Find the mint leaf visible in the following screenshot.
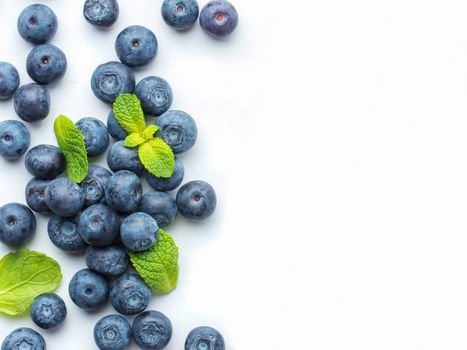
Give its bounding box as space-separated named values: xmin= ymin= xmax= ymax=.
xmin=124 ymin=133 xmax=146 ymax=148
xmin=138 ymin=138 xmax=175 ymax=178
xmin=142 ymin=124 xmax=159 ymax=140
xmin=54 ymin=114 xmax=88 ymax=183
xmin=0 ymin=249 xmax=62 ymax=316
xmin=113 ymin=94 xmax=146 ymax=134
xmin=129 ymin=229 xmax=179 ymax=293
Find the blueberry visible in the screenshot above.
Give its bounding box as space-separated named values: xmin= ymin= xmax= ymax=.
xmin=132 ymin=311 xmax=172 ymax=350
xmin=48 ymin=212 xmax=88 ymax=252
xmin=115 ymin=25 xmax=158 ymax=68
xmin=81 ymin=164 xmax=113 ymax=207
xmin=155 ymin=110 xmax=197 ymax=154
xmin=78 ymin=204 xmax=121 ymax=247
xmin=110 ymin=273 xmax=151 ymax=315
xmin=94 ymin=315 xmax=132 ymax=350
xmin=69 ymin=269 xmax=109 ymax=310
xmin=86 ymin=245 xmax=128 ymax=276
xmin=0 ymin=62 xmax=20 ymax=100
xmin=135 ymin=76 xmax=173 ymax=116
xmin=120 ymin=212 xmax=159 ymax=252
xmin=84 ymin=0 xmax=119 ymax=27
xmin=176 ymin=180 xmax=217 ymax=220
xmin=161 ymin=0 xmax=199 ymax=31
xmin=200 ymin=0 xmax=238 ymax=39
xmin=17 ymin=4 xmax=57 ymax=44
xmin=44 ymin=178 xmax=84 ymax=217
xmin=185 ymin=326 xmax=225 ymax=350
xmin=25 ymin=144 xmax=65 ymax=179
xmin=0 ymin=203 xmax=36 ymax=247
xmin=25 ymin=178 xmax=52 ymax=214
xmin=139 ymin=191 xmax=177 ymax=228
xmin=1 ymin=328 xmax=46 ymax=350
xmin=91 ymin=61 xmax=135 ymax=104
xmin=76 ymin=117 xmax=110 ymax=157
xmin=0 ymin=120 xmax=30 ymax=160
xmin=14 ymin=83 xmax=50 ymax=122
xmin=105 ymin=170 xmax=142 ymax=213
xmin=106 ymin=140 xmax=144 ymax=175
xmin=26 ymin=44 xmax=67 ymax=85
xmin=30 ymin=293 xmax=67 ymax=329
xmin=107 ymin=110 xmax=128 ymax=140
xmin=145 ymin=157 xmax=184 ymax=192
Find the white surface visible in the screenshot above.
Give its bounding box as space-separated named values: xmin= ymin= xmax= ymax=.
xmin=2 ymin=0 xmax=467 ymax=349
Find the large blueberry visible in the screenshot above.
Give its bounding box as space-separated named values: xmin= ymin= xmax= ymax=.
xmin=84 ymin=0 xmax=119 ymax=27
xmin=106 ymin=140 xmax=144 ymax=175
xmin=105 ymin=170 xmax=142 ymax=213
xmin=115 ymin=25 xmax=158 ymax=67
xmin=44 ymin=178 xmax=84 ymax=217
xmin=110 ymin=273 xmax=151 ymax=315
xmin=161 ymin=0 xmax=199 ymax=31
xmin=91 ymin=61 xmax=135 ymax=104
xmin=0 ymin=120 xmax=30 ymax=160
xmin=69 ymin=269 xmax=109 ymax=310
xmin=155 ymin=110 xmax=197 ymax=153
xmin=176 ymin=180 xmax=217 ymax=220
xmin=0 ymin=62 xmax=20 ymax=100
xmin=135 ymin=76 xmax=173 ymax=116
xmin=76 ymin=117 xmax=110 ymax=157
xmin=25 ymin=178 xmax=52 ymax=214
xmin=120 ymin=212 xmax=159 ymax=252
xmin=94 ymin=314 xmax=132 ymax=350
xmin=78 ymin=204 xmax=120 ymax=247
xmin=1 ymin=328 xmax=46 ymax=350
xmin=139 ymin=191 xmax=177 ymax=228
xmin=0 ymin=203 xmax=36 ymax=247
xmin=107 ymin=110 xmax=128 ymax=140
xmin=81 ymin=164 xmax=113 ymax=207
xmin=145 ymin=156 xmax=184 ymax=192
xmin=17 ymin=4 xmax=57 ymax=44
xmin=26 ymin=44 xmax=67 ymax=84
xmin=199 ymin=0 xmax=238 ymax=39
xmin=30 ymin=293 xmax=67 ymax=329
xmin=185 ymin=326 xmax=225 ymax=350
xmin=25 ymin=144 xmax=65 ymax=179
xmin=48 ymin=212 xmax=88 ymax=252
xmin=14 ymin=83 xmax=50 ymax=122
xmin=132 ymin=310 xmax=172 ymax=350
xmin=85 ymin=245 xmax=128 ymax=276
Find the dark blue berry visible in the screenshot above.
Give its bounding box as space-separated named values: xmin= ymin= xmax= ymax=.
xmin=30 ymin=293 xmax=67 ymax=329
xmin=0 ymin=120 xmax=30 ymax=160
xmin=110 ymin=273 xmax=151 ymax=315
xmin=26 ymin=44 xmax=67 ymax=84
xmin=48 ymin=212 xmax=88 ymax=252
xmin=0 ymin=203 xmax=36 ymax=247
xmin=139 ymin=191 xmax=177 ymax=228
xmin=107 ymin=110 xmax=128 ymax=140
xmin=200 ymin=0 xmax=238 ymax=39
xmin=0 ymin=62 xmax=20 ymax=100
xmin=132 ymin=311 xmax=172 ymax=350
xmin=94 ymin=314 xmax=132 ymax=350
xmin=135 ymin=76 xmax=173 ymax=116
xmin=85 ymin=245 xmax=128 ymax=276
xmin=115 ymin=25 xmax=158 ymax=67
xmin=17 ymin=4 xmax=57 ymax=44
xmin=155 ymin=110 xmax=197 ymax=154
xmin=145 ymin=156 xmax=184 ymax=192
xmin=120 ymin=212 xmax=159 ymax=252
xmin=106 ymin=140 xmax=144 ymax=175
xmin=76 ymin=117 xmax=110 ymax=157
xmin=176 ymin=180 xmax=217 ymax=220
xmin=14 ymin=83 xmax=50 ymax=122
xmin=25 ymin=144 xmax=65 ymax=179
xmin=185 ymin=326 xmax=225 ymax=350
xmin=84 ymin=0 xmax=119 ymax=27
xmin=25 ymin=178 xmax=52 ymax=214
xmin=44 ymin=178 xmax=84 ymax=217
xmin=91 ymin=61 xmax=135 ymax=104
xmin=69 ymin=269 xmax=109 ymax=310
xmin=161 ymin=0 xmax=199 ymax=31
xmin=78 ymin=204 xmax=121 ymax=247
xmin=81 ymin=164 xmax=113 ymax=207
xmin=1 ymin=328 xmax=46 ymax=350
xmin=105 ymin=170 xmax=142 ymax=214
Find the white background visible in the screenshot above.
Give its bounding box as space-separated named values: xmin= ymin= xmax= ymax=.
xmin=1 ymin=0 xmax=467 ymax=349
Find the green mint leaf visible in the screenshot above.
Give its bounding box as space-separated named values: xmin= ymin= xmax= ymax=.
xmin=0 ymin=249 xmax=62 ymax=316
xmin=54 ymin=114 xmax=88 ymax=183
xmin=142 ymin=124 xmax=159 ymax=141
xmin=113 ymin=94 xmax=146 ymax=134
xmin=138 ymin=138 xmax=175 ymax=178
xmin=129 ymin=229 xmax=179 ymax=294
xmin=124 ymin=133 xmax=146 ymax=148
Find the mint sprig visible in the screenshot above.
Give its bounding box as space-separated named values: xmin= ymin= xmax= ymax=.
xmin=113 ymin=94 xmax=175 ymax=178
xmin=54 ymin=114 xmax=88 ymax=183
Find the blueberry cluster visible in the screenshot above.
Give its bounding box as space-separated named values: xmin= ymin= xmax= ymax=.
xmin=0 ymin=1 xmax=233 ymax=349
